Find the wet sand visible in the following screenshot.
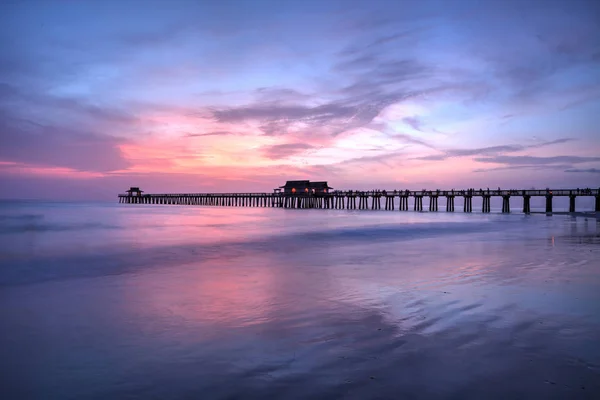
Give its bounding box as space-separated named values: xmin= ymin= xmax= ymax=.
xmin=0 ymin=203 xmax=599 ymax=399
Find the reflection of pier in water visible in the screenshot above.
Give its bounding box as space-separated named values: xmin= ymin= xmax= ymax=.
xmin=119 ymin=185 xmax=600 ymax=214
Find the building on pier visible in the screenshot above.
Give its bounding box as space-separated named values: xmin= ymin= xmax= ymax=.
xmin=310 ymin=181 xmax=333 ymax=194
xmin=126 ymin=187 xmax=143 ymax=197
xmin=277 ymin=180 xmax=333 ymax=194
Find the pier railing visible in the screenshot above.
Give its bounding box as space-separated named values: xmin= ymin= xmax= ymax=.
xmin=118 ymin=188 xmax=600 ymax=214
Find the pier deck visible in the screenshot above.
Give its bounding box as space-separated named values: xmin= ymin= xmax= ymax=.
xmin=118 ymin=188 xmax=600 ymax=214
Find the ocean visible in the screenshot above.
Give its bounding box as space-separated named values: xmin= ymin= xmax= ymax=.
xmin=1 ymin=201 xmax=599 ymax=399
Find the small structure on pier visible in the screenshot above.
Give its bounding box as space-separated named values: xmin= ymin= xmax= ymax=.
xmin=126 ymin=187 xmax=143 ymax=197
xmin=277 ymin=180 xmax=333 ymax=194
xmin=310 ymin=181 xmax=333 ymax=194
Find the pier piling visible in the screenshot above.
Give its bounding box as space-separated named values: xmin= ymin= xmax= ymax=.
xmin=545 ymin=194 xmax=553 ymax=213
xmin=399 ymin=196 xmax=409 ymax=211
xmin=429 ymin=195 xmax=438 ymax=211
xmin=373 ymin=195 xmax=381 ymax=210
xmin=414 ymin=196 xmax=423 ymax=211
xmin=569 ymin=195 xmax=576 ymax=213
xmin=463 ymin=196 xmax=472 ymax=213
xmin=385 ymin=196 xmax=395 ymax=210
xmin=482 ymin=196 xmax=491 ymax=213
xmin=501 ymin=195 xmax=511 ymax=213
xmin=523 ymin=195 xmax=531 ymax=214
xmin=446 ymin=196 xmax=455 ymax=212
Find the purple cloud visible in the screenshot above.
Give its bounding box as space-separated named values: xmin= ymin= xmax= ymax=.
xmin=402 ymin=116 xmax=423 ymax=132
xmin=0 ymin=83 xmax=137 ymax=127
xmin=564 ymin=168 xmax=600 ymax=173
xmin=186 ymin=131 xmax=232 ymax=137
xmin=261 ymin=143 xmax=314 ymax=160
xmin=0 ymin=112 xmax=130 ymax=172
xmin=414 ymin=139 xmax=576 ymax=161
xmin=474 ymin=165 xmax=573 ymax=173
xmin=391 ymin=133 xmax=435 ymax=149
xmin=212 ymin=104 xmax=355 ymax=124
xmin=474 ymin=155 xmax=600 ymax=165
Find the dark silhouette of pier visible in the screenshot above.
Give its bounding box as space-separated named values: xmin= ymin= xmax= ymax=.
xmin=119 ymin=186 xmax=600 ymax=214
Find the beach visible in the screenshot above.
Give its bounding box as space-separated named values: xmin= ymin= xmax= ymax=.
xmin=1 ymin=201 xmax=599 ymax=399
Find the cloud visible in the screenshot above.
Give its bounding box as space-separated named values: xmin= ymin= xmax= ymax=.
xmin=414 ymin=138 xmax=576 ymax=161
xmin=338 ymin=60 xmax=434 ymax=96
xmin=257 ymin=121 xmax=289 ymax=136
xmin=0 ymin=162 xmax=105 ymax=179
xmin=253 ymin=87 xmax=312 ymax=103
xmin=564 ymin=168 xmax=600 ymax=174
xmin=361 ymin=121 xmax=437 ymax=153
xmin=212 ymin=104 xmax=355 ymax=124
xmin=391 ymin=133 xmax=435 ymax=149
xmin=209 ymin=83 xmax=455 ymax=142
xmin=473 ymin=164 xmax=573 ymax=173
xmin=324 ymin=151 xmax=410 ymax=172
xmin=204 ymin=42 xmax=459 ymax=140
xmin=261 ymin=143 xmax=314 ymax=160
xmin=338 ymin=29 xmax=422 ymax=57
xmin=186 ymin=131 xmax=232 ymax=137
xmin=415 ymin=154 xmax=447 ymax=161
xmin=211 ymin=93 xmax=405 ymax=138
xmin=0 ymin=82 xmax=137 ymax=173
xmin=0 ymin=83 xmax=137 ymax=128
xmin=528 ymin=138 xmax=575 ymax=147
xmin=402 ymin=116 xmax=423 ymax=132
xmin=414 ymin=145 xmax=521 ymax=161
xmin=335 ymin=54 xmax=380 ymax=71
xmin=474 ymin=155 xmax=600 ymax=165
xmin=449 ymin=145 xmax=524 ymax=157
xmin=118 ymin=22 xmax=192 ymax=47
xmin=0 ymin=118 xmax=131 ymax=173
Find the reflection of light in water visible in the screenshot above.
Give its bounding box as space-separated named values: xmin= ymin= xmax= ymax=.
xmin=116 ymin=256 xmax=282 ymax=334
xmin=551 ymin=236 xmax=555 ymax=247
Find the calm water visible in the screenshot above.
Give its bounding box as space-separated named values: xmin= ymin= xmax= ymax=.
xmin=1 ymin=202 xmax=599 ymax=399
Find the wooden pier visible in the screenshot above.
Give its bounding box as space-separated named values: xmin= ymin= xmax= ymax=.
xmin=119 ymin=187 xmax=600 ymax=214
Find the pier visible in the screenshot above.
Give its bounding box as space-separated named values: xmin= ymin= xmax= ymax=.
xmin=119 ymin=184 xmax=600 ymax=214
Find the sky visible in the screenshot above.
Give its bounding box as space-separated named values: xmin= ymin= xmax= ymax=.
xmin=1 ymin=0 xmax=599 ymax=200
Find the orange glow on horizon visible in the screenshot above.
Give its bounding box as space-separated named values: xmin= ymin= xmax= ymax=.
xmin=0 ymin=162 xmax=105 ymax=178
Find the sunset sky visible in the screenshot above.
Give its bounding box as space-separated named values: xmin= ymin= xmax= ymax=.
xmin=1 ymin=0 xmax=599 ymax=200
